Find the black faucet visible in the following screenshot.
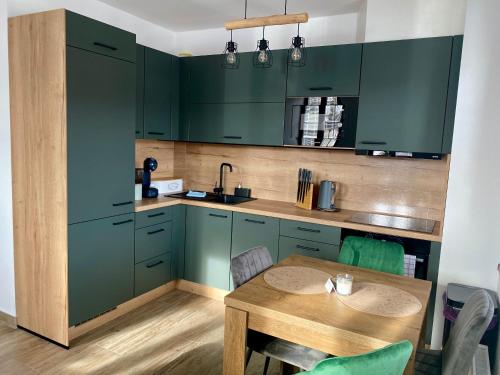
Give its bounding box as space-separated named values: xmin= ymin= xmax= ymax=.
xmin=215 ymin=163 xmax=233 ymax=195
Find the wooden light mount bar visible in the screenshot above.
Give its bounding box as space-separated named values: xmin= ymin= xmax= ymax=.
xmin=224 ymin=12 xmax=308 ymax=30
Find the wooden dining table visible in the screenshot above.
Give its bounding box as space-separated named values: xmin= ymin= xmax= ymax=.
xmin=223 ymin=255 xmax=432 ymax=375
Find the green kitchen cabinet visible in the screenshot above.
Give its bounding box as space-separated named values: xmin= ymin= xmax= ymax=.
xmin=172 ymin=205 xmax=186 ymax=279
xmin=135 ymin=221 xmax=172 ymax=264
xmin=135 ymin=253 xmax=172 ymax=296
xmin=188 ymin=102 xmax=285 ymax=146
xmin=356 ymin=37 xmax=454 ymax=154
xmin=278 ymin=236 xmax=340 ymax=262
xmin=286 ymin=44 xmax=363 ymax=97
xmin=67 ymin=46 xmax=135 ymax=224
xmin=442 ymin=36 xmax=464 ymax=154
xmin=69 ymin=214 xmax=135 ymax=326
xmin=143 ymin=46 xmax=173 ymax=140
xmin=184 ymin=206 xmax=232 ymax=290
xmin=187 ymin=50 xmax=287 ymax=104
xmin=136 ymin=44 xmax=145 ymax=138
xmin=231 ymin=213 xmax=280 ymax=263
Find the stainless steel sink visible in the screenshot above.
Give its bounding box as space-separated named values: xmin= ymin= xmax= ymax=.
xmin=167 ymin=191 xmax=256 ymax=205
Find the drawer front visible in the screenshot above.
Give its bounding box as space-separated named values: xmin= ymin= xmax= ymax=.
xmin=66 ymin=11 xmax=136 ymax=62
xmin=231 ymin=212 xmax=279 ymax=263
xmin=279 ymin=220 xmax=341 ymax=244
xmin=135 ymin=253 xmax=171 ymax=296
xmin=135 ymin=207 xmax=173 ymax=229
xmin=135 ymin=221 xmax=172 ymax=263
xmin=278 ymin=236 xmax=339 ymax=262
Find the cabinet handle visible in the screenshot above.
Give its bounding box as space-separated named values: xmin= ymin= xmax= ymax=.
xmin=359 ymin=141 xmax=387 ymax=145
xmin=113 ymin=219 xmax=133 ymax=226
xmin=297 ymin=226 xmax=320 ymax=233
xmin=209 ymin=213 xmax=228 ymax=219
xmin=93 ymin=42 xmax=117 ymax=51
xmin=148 ymin=212 xmax=165 ymax=218
xmin=135 ymin=131 xmax=141 ymax=134
xmin=296 ymin=244 xmax=320 ymax=252
xmin=146 ymin=260 xmax=164 ymax=268
xmin=148 ymin=131 xmax=165 ymax=136
xmin=244 ymin=219 xmax=265 ymax=225
xmin=113 ymin=201 xmax=133 ymax=207
xmin=147 ymin=228 xmax=165 ymax=235
xmin=309 ymin=86 xmax=332 ymax=91
xmin=223 ymin=136 xmax=243 ymax=139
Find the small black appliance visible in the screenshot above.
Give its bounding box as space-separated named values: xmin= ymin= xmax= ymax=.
xmin=142 ymin=157 xmax=158 ymax=198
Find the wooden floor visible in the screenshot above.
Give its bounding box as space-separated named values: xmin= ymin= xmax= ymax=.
xmin=0 ymin=290 xmax=281 ymax=374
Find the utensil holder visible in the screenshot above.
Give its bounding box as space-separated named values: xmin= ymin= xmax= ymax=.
xmin=295 ymin=183 xmax=317 ymax=210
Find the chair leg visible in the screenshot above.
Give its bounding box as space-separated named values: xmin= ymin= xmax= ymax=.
xmin=246 ymin=348 xmax=253 ymax=366
xmin=263 ymin=356 xmax=270 ymax=375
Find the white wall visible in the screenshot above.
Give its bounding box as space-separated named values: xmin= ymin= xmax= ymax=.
xmin=0 ymin=0 xmax=15 ymax=318
xmin=364 ymin=0 xmax=466 ymax=42
xmin=431 ymin=0 xmax=500 ymax=349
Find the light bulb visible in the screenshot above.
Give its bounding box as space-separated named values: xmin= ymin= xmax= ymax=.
xmin=258 ymin=50 xmax=268 ymax=64
xmin=226 ymin=52 xmax=237 ymax=65
xmin=291 ymin=47 xmax=302 ymax=62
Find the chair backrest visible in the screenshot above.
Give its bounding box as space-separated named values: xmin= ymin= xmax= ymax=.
xmin=303 ymin=340 xmax=413 ymax=375
xmin=230 ymin=246 xmax=273 ymax=288
xmin=338 ymin=236 xmax=405 ymax=275
xmin=442 ymin=289 xmax=494 ymax=375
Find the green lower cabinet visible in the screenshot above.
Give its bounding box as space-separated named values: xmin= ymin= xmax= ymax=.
xmin=231 ymin=213 xmax=279 ymax=263
xmin=280 ymin=220 xmax=341 ymax=245
xmin=172 ymin=205 xmax=186 ymax=279
xmin=278 ymin=236 xmax=340 ymax=262
xmin=188 ymin=102 xmax=285 ymax=146
xmin=135 ymin=253 xmax=172 ymax=296
xmin=69 ymin=214 xmax=135 ymax=326
xmin=134 ymin=221 xmax=172 ymax=264
xmin=184 ymin=206 xmax=232 ymax=290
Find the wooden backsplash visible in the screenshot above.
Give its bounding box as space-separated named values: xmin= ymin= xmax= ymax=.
xmin=137 ymin=140 xmax=451 ymax=223
xmin=135 ymin=139 xmax=175 ymax=179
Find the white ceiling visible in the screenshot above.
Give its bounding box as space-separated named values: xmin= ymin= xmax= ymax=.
xmin=97 ymin=0 xmax=364 ymax=32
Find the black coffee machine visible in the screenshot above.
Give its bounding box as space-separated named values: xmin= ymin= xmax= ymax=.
xmin=142 ymin=157 xmax=158 ymax=198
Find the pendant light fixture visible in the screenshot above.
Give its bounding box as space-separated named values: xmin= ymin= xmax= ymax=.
xmin=222 ymin=30 xmax=239 ymax=69
xmin=288 ymin=23 xmax=306 ymax=67
xmin=253 ymin=26 xmax=273 ymax=68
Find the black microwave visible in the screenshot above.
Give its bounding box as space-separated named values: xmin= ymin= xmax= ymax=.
xmin=284 ymin=96 xmax=358 ymax=148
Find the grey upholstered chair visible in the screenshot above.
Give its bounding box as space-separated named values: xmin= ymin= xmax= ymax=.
xmin=230 ymin=246 xmax=329 ymax=374
xmin=415 ymin=289 xmax=494 ymax=375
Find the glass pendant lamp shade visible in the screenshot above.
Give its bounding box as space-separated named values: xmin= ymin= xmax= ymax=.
xmin=253 ymin=27 xmax=273 ymax=68
xmin=288 ymin=24 xmax=306 ymax=67
xmin=222 ymin=30 xmax=240 ymax=69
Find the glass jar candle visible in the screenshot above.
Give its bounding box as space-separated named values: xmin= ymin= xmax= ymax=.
xmin=336 ymin=274 xmax=353 ymax=296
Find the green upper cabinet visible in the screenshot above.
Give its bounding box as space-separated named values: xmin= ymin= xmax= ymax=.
xmin=188 ymin=102 xmax=285 ymax=146
xmin=184 ymin=206 xmax=232 ymax=290
xmin=136 ymin=44 xmax=145 ymax=138
xmin=356 ymin=37 xmax=454 ymax=154
xmin=67 ymin=46 xmax=135 ymax=224
xmin=286 ymin=44 xmax=362 ymax=97
xmin=143 ymin=46 xmax=172 ymax=140
xmin=231 ymin=213 xmax=280 ymax=263
xmin=442 ymin=36 xmax=463 ymax=154
xmin=187 ymin=50 xmax=288 ymax=104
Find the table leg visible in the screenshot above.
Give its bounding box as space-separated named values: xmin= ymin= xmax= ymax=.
xmin=223 ymin=306 xmax=248 ymax=375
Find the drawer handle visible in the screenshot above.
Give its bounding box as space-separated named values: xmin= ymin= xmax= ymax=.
xmin=93 ymin=42 xmax=117 ymax=51
xmin=147 ymin=228 xmax=165 ymax=235
xmin=359 ymin=141 xmax=387 ymax=145
xmin=296 ymin=244 xmax=320 ymax=252
xmin=135 ymin=131 xmax=141 ymax=134
xmin=148 ymin=131 xmax=165 ymax=136
xmin=209 ymin=213 xmax=228 ymax=219
xmin=113 ymin=219 xmax=133 ymax=226
xmin=297 ymin=227 xmax=321 ymax=233
xmin=148 ymin=212 xmax=165 ymax=218
xmin=146 ymin=260 xmax=164 ymax=268
xmin=309 ymin=87 xmax=332 ymax=91
xmin=223 ymin=136 xmax=243 ymax=139
xmin=113 ymin=201 xmax=133 ymax=207
xmin=244 ymin=219 xmax=265 ymax=225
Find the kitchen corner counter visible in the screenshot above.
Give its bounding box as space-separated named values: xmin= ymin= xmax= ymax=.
xmin=135 ymin=196 xmax=442 ymax=243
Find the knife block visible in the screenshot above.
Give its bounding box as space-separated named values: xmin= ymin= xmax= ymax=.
xmin=295 ymin=183 xmax=317 ymax=210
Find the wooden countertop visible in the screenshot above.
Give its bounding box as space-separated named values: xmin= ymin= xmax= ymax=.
xmin=135 ymin=196 xmax=442 ymax=242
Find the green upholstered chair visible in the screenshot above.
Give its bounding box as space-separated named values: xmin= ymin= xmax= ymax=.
xmin=338 ymin=236 xmax=405 ymax=275
xmin=302 ymin=340 xmax=413 ymax=375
